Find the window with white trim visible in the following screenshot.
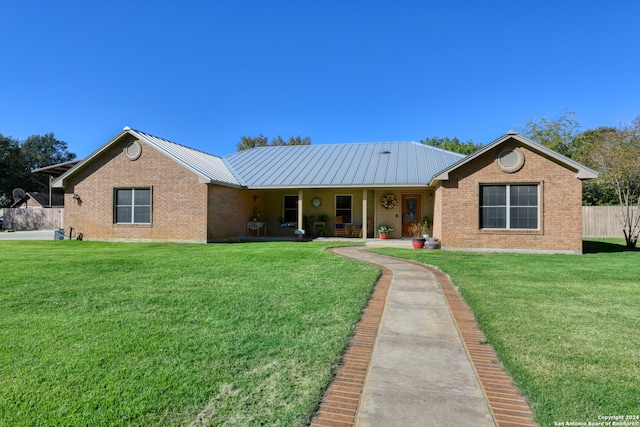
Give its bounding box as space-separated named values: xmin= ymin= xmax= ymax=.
xmin=115 ymin=188 xmax=151 ymax=224
xmin=283 ymin=195 xmax=298 ymax=223
xmin=479 ymin=184 xmax=538 ymax=229
xmin=336 ymin=195 xmax=352 ymax=223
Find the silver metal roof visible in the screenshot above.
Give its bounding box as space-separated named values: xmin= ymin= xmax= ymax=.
xmin=53 ymin=127 xmax=466 ymax=189
xmin=223 ymin=142 xmax=465 ymax=188
xmin=130 ymin=129 xmax=242 ymax=186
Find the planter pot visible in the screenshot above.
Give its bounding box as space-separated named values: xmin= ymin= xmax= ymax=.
xmin=411 ymin=238 xmax=426 ymax=249
xmin=426 ymin=238 xmax=439 ymax=249
xmin=379 ymin=232 xmax=388 ymax=240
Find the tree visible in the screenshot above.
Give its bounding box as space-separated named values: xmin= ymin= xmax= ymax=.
xmin=0 ymin=134 xmax=26 ymax=207
xmin=236 ymin=134 xmax=311 ymax=151
xmin=573 ymin=127 xmax=619 ymax=206
xmin=236 ymin=134 xmax=269 ymax=151
xmin=419 ymin=136 xmax=482 ymax=155
xmin=588 ymin=116 xmax=640 ymax=248
xmin=21 ymin=133 xmax=75 ymax=171
xmin=0 ymin=132 xmax=75 ymax=208
xmin=269 ymin=135 xmax=311 ymax=146
xmin=20 ymin=133 xmax=76 ymax=194
xmin=520 ymin=109 xmax=581 ymax=157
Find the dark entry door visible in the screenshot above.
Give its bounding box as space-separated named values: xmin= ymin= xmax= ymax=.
xmin=402 ymin=194 xmax=421 ymax=237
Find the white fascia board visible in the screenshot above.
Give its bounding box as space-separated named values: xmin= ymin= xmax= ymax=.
xmin=429 ymin=132 xmax=599 ymax=184
xmin=245 ymin=183 xmax=431 ymax=190
xmin=52 ymin=128 xmax=133 ymax=188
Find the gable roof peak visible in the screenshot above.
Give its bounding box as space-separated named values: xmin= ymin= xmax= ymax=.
xmin=430 ymin=131 xmax=598 ymax=183
xmin=53 ymin=126 xmax=241 ymax=188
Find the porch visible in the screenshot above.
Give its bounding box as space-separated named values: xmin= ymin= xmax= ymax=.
xmin=245 ymin=188 xmax=435 ymax=241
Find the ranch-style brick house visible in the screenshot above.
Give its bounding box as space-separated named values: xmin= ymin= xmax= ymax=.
xmin=53 ymin=127 xmax=597 ymax=253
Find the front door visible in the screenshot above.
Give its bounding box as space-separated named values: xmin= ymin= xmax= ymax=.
xmin=402 ymin=194 xmax=421 ymax=237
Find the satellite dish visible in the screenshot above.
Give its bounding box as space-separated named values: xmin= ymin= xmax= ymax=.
xmin=12 ymin=188 xmax=26 ymax=201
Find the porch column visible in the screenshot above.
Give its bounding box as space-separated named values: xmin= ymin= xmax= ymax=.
xmin=298 ymin=190 xmax=304 ymax=234
xmin=362 ymin=189 xmax=368 ymax=241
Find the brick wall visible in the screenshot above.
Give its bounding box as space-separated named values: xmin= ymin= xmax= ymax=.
xmin=436 ymin=141 xmax=584 ymax=253
xmin=207 ymin=186 xmax=258 ymax=240
xmin=64 ymin=136 xmax=209 ymax=242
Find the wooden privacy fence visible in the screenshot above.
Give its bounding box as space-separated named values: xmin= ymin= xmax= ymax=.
xmin=3 ymin=207 xmax=64 ymax=231
xmin=582 ymin=206 xmax=626 ymax=238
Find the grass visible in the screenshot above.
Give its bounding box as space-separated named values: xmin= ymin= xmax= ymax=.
xmin=0 ymin=240 xmax=379 ymax=426
xmin=372 ymin=239 xmax=640 ymax=427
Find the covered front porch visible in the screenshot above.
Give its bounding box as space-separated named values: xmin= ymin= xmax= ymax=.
xmin=242 ymin=187 xmax=435 ymax=241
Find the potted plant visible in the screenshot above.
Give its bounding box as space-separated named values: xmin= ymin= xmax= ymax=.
xmin=377 ymin=224 xmax=394 ymax=239
xmin=408 ymin=222 xmax=427 ymax=249
xmin=252 ymin=206 xmax=261 ymax=221
xmin=317 ymin=214 xmax=330 ymax=223
xmin=420 ymin=216 xmax=432 ymax=239
xmin=317 ymin=226 xmax=331 ymax=236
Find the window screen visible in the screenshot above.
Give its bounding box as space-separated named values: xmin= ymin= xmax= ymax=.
xmin=283 ymin=195 xmax=298 ymax=222
xmin=480 ymin=184 xmax=537 ymax=229
xmin=115 ymin=188 xmax=151 ymax=223
xmin=336 ymin=195 xmax=352 ymax=223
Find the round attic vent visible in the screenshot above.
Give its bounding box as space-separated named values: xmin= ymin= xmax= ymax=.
xmin=125 ymin=140 xmax=142 ymax=161
xmin=497 ymin=147 xmax=524 ymax=173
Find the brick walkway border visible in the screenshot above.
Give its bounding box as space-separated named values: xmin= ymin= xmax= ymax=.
xmin=428 ymin=265 xmax=537 ymax=427
xmin=310 ymin=250 xmax=537 ymax=427
xmin=310 ymin=261 xmax=392 ymax=427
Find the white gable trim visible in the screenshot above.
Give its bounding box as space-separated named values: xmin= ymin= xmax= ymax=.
xmin=429 ymin=131 xmax=598 ymax=184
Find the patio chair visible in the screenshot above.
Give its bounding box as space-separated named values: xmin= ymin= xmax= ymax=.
xmin=351 ymin=217 xmax=371 ymax=238
xmin=334 ymin=216 xmax=348 ymax=237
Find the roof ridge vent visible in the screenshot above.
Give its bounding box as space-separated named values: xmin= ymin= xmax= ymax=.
xmin=506 ymin=129 xmax=518 ymax=135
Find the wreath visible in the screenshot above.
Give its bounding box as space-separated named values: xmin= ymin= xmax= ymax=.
xmin=380 ymin=193 xmax=397 ymax=209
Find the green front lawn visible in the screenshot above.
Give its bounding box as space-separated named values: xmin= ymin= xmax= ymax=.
xmin=373 ymin=239 xmax=640 ymax=427
xmin=0 ymin=241 xmax=378 ymax=426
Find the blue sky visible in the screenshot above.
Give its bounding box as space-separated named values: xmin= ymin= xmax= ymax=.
xmin=1 ymin=1 xmax=638 ymax=159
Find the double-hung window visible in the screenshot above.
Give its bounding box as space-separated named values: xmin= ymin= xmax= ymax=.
xmin=283 ymin=195 xmax=298 ymax=223
xmin=115 ymin=188 xmax=151 ymax=224
xmin=480 ymin=184 xmax=538 ymax=229
xmin=335 ymin=195 xmax=352 ymax=223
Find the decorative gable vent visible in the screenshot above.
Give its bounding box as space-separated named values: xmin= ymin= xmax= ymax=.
xmin=497 ymin=147 xmax=524 ymax=173
xmin=125 ymin=140 xmax=142 ymax=161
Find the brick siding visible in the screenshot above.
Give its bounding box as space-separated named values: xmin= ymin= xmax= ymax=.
xmin=64 ymin=136 xmax=210 ymax=242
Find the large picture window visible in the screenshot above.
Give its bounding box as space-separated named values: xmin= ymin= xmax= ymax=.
xmin=115 ymin=188 xmax=151 ymax=224
xmin=336 ymin=195 xmax=352 ymax=223
xmin=480 ymin=184 xmax=538 ymax=229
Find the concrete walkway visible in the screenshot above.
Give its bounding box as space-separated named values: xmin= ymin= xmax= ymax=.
xmin=0 ymin=230 xmax=56 ymax=240
xmin=311 ymin=246 xmax=537 ymax=427
xmin=345 ymin=246 xmax=496 ymax=426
